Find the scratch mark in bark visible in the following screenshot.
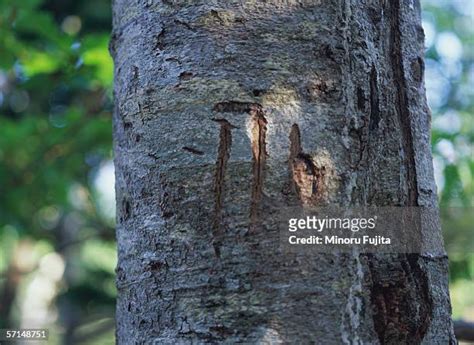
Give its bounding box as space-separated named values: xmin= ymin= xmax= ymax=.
xmin=212 ymin=118 xmax=234 ymax=256
xmin=289 ymin=124 xmax=302 ymax=158
xmin=288 ymin=124 xmax=303 ymax=195
xmin=249 ymin=107 xmax=267 ymax=233
xmin=288 ymin=124 xmax=325 ymax=205
xmin=213 ymin=101 xmax=268 ymax=234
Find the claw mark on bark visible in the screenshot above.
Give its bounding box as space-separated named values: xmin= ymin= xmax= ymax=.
xmin=249 ymin=106 xmax=267 ymax=233
xmin=213 ymin=101 xmax=267 ymax=233
xmin=288 ymin=124 xmax=302 ymax=192
xmin=212 ymin=118 xmax=234 ymax=256
xmin=288 ymin=124 xmax=325 ymax=205
xmin=289 ymin=124 xmax=302 ymax=159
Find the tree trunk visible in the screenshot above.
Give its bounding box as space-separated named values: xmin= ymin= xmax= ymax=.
xmin=111 ymin=1 xmax=455 ymax=343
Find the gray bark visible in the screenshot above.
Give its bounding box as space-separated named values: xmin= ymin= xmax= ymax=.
xmin=111 ymin=0 xmax=455 ymax=344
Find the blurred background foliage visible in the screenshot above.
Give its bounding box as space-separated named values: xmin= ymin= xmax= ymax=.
xmin=423 ymin=0 xmax=474 ymax=323
xmin=0 ymin=0 xmax=472 ymax=343
xmin=0 ymin=0 xmax=115 ymax=343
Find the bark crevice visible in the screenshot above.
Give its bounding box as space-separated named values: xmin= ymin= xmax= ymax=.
xmin=367 ymin=2 xmax=433 ymax=344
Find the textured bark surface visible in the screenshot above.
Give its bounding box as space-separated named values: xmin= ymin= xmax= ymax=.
xmin=111 ymin=0 xmax=455 ymax=343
